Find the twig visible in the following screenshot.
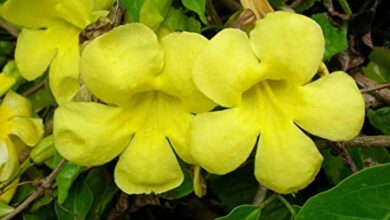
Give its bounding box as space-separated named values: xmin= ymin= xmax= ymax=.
xmin=22 ymin=80 xmax=46 ymax=97
xmin=276 ymin=194 xmax=296 ymax=217
xmin=259 ymin=193 xmax=277 ymax=208
xmin=0 ymin=17 xmax=19 ymax=37
xmin=315 ymin=135 xmax=390 ymax=149
xmin=1 ymin=159 xmax=66 ymax=220
xmin=360 ymin=82 xmax=390 ymax=93
xmin=333 ymin=143 xmax=358 ymax=173
xmin=253 ymin=184 xmax=268 ymax=205
xmin=289 ymin=0 xmax=304 ymax=8
xmin=206 ymin=0 xmax=223 ymax=26
xmin=354 ymin=73 xmax=390 ymax=105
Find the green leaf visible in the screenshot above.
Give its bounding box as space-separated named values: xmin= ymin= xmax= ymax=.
xmin=25 ymin=202 xmax=56 ymax=220
xmin=368 ymin=107 xmax=390 ymax=134
xmin=0 ymin=41 xmax=14 ymax=56
xmin=209 ymin=163 xmax=258 ymax=210
xmin=363 ymin=47 xmax=390 ymax=83
xmin=181 ymin=0 xmax=208 ymax=24
xmin=55 ymin=182 xmax=94 ymax=220
xmin=216 ymin=204 xmax=261 ymax=220
xmin=260 ymin=199 xmax=291 ymax=220
xmin=296 ymin=163 xmax=390 ymax=219
xmin=294 ymin=0 xmax=320 ymax=12
xmin=120 ymin=0 xmax=145 ymax=21
xmin=160 ymin=164 xmax=193 ymax=200
xmin=56 ymin=162 xmax=83 ymax=204
xmin=312 ymin=13 xmax=348 ymax=61
xmin=0 ymin=201 xmax=14 ymax=217
xmin=85 ymin=167 xmax=118 ymax=220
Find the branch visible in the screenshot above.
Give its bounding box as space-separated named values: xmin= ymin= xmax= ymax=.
xmin=354 ymin=73 xmax=390 ymax=105
xmin=1 ymin=159 xmax=66 ymax=220
xmin=316 ymin=135 xmax=390 ymax=149
xmin=0 ymin=17 xmax=19 ymax=37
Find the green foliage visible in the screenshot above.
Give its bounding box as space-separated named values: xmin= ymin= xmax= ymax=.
xmin=294 ymin=0 xmax=320 ymax=12
xmin=0 ymin=201 xmax=14 ymax=217
xmin=215 ymin=204 xmax=261 ymax=220
xmin=363 ymin=47 xmax=390 ymax=83
xmin=368 ymin=107 xmax=390 ymax=134
xmin=296 ymin=163 xmax=390 ymax=219
xmin=312 ymin=13 xmax=348 ymax=61
xmin=181 ymin=0 xmax=208 ymax=24
xmin=55 ymin=156 xmax=83 ymax=204
xmin=120 ymin=0 xmax=145 ymax=21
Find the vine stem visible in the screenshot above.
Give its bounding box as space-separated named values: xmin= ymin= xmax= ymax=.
xmin=276 ymin=194 xmax=296 ymax=217
xmin=1 ymin=159 xmax=66 ymax=220
xmin=253 ymin=184 xmax=268 ymax=205
xmin=0 ymin=17 xmax=19 ymax=37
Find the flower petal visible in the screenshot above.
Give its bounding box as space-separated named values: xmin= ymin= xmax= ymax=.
xmin=157 ymin=32 xmax=215 ymax=113
xmin=54 ymin=102 xmax=132 ymax=166
xmin=15 ymin=28 xmax=57 ymax=81
xmin=55 ymin=0 xmax=94 ymax=28
xmin=114 ymin=130 xmax=183 ymax=194
xmin=8 ymin=118 xmax=43 ymax=146
xmin=190 ymin=107 xmax=259 ymax=174
xmin=0 ymin=91 xmax=32 ymax=119
xmin=48 ymin=26 xmax=81 ymax=104
xmin=294 ymin=72 xmax=365 ymax=141
xmin=255 ymin=120 xmax=323 ymax=194
xmin=193 ymin=28 xmax=263 ymax=107
xmin=0 ymin=0 xmax=57 ymax=28
xmin=250 ymin=11 xmax=324 ymax=84
xmin=0 ymin=178 xmax=19 ymax=203
xmin=0 ymin=137 xmax=18 ymax=182
xmin=81 ymin=23 xmax=164 ymax=107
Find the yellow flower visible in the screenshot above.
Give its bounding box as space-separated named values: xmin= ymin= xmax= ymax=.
xmin=0 ymin=61 xmax=22 ymax=97
xmin=0 ymin=91 xmax=43 ymax=183
xmin=0 ymin=0 xmax=114 ymax=105
xmin=53 ymin=23 xmax=215 ymax=194
xmin=189 ymin=12 xmax=365 ymax=194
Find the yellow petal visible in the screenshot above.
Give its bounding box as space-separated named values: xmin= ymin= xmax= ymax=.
xmin=8 ymin=118 xmax=43 ymax=146
xmin=15 ymin=28 xmax=58 ymax=81
xmin=0 ymin=178 xmax=19 ymax=203
xmin=55 ymin=0 xmax=94 ymax=28
xmin=93 ymin=0 xmax=114 ymax=10
xmin=255 ymin=120 xmax=323 ymax=194
xmin=157 ymin=32 xmax=215 ymax=113
xmin=54 ymin=102 xmax=132 ymax=166
xmin=294 ymin=72 xmax=365 ymax=141
xmin=193 ymin=28 xmax=263 ymax=107
xmin=0 ymin=0 xmax=56 ymax=28
xmin=0 ymin=91 xmax=32 ymax=119
xmin=0 ymin=61 xmax=21 ymax=97
xmin=114 ymin=130 xmax=183 ymax=194
xmin=250 ymin=11 xmax=324 ymax=84
xmin=190 ymin=107 xmax=259 ymax=174
xmin=48 ymin=26 xmax=81 ymax=104
xmin=81 ymin=23 xmax=164 ymax=106
xmin=0 ymin=137 xmax=18 ymax=182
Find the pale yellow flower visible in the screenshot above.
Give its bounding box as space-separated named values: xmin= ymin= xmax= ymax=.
xmin=0 ymin=91 xmax=43 ymax=201
xmin=0 ymin=0 xmax=114 ymax=104
xmin=54 ymin=23 xmax=214 ymax=194
xmin=190 ymin=12 xmax=365 ymax=193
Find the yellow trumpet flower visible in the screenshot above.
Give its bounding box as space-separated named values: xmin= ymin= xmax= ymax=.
xmin=190 ymin=12 xmax=365 ymax=194
xmin=0 ymin=0 xmax=114 ymax=104
xmin=0 ymin=91 xmax=43 ymax=201
xmin=54 ymin=23 xmax=215 ymax=194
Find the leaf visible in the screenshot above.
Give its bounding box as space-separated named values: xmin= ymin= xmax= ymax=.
xmin=363 ymin=47 xmax=390 ymax=83
xmin=160 ymin=164 xmax=193 ymax=200
xmin=294 ymin=0 xmax=320 ymax=12
xmin=55 ymin=181 xmax=94 ymax=220
xmin=23 ymin=202 xmax=56 ymax=220
xmin=120 ymin=0 xmax=145 ymax=21
xmin=312 ymin=13 xmax=348 ymax=61
xmin=260 ymin=199 xmax=291 ymax=220
xmin=209 ymin=163 xmax=258 ymax=210
xmin=181 ymin=0 xmax=208 ymax=24
xmin=0 ymin=201 xmax=14 ymax=217
xmin=56 ymin=162 xmax=83 ymax=204
xmin=215 ymin=204 xmax=261 ymax=220
xmin=85 ymin=167 xmax=118 ymax=220
xmin=296 ymin=163 xmax=390 ymax=220
xmin=367 ymin=107 xmax=390 ymax=134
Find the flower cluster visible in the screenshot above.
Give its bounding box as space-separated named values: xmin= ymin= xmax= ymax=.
xmin=0 ymin=0 xmax=365 ymax=196
xmin=0 ymin=91 xmax=43 ymax=201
